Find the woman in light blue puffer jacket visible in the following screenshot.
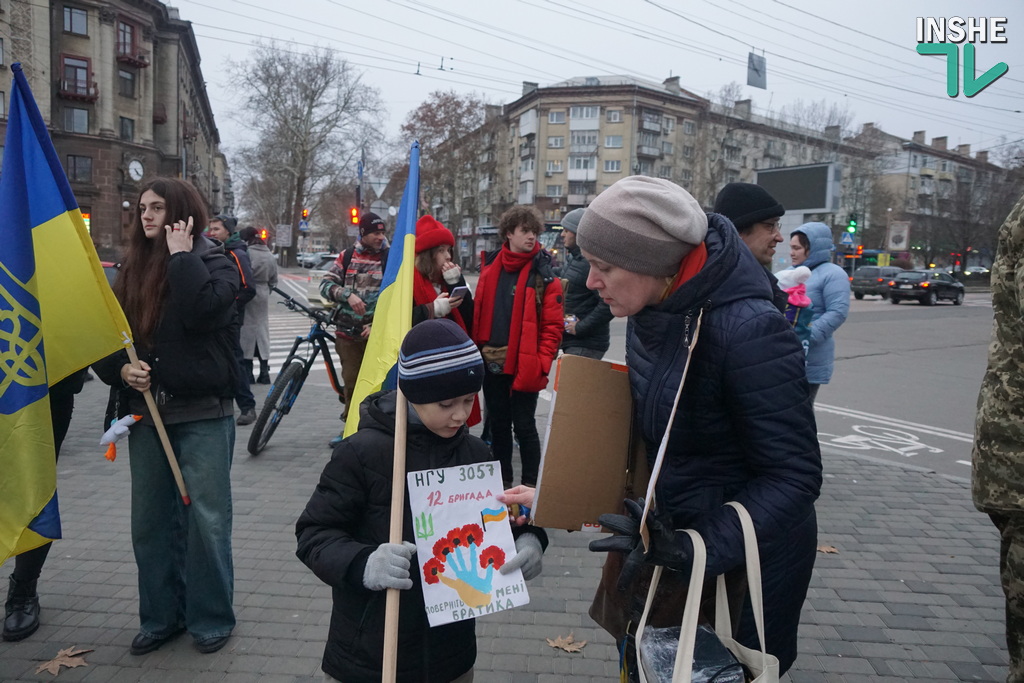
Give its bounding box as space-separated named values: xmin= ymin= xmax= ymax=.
xmin=783 ymin=222 xmax=850 ymax=403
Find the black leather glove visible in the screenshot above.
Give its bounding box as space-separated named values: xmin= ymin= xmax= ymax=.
xmin=588 ymin=498 xmax=691 ymax=591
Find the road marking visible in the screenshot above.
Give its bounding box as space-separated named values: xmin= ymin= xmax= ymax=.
xmin=817 ymin=426 xmax=944 ymax=455
xmin=816 ymin=403 xmax=974 ymax=443
xmin=957 ymin=460 xmax=972 ymax=466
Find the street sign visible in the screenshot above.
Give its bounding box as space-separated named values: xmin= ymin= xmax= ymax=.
xmin=298 ymin=219 xmax=309 ymax=232
xmin=839 ymin=232 xmax=854 ymax=246
xmin=276 ymin=223 xmax=292 ymax=248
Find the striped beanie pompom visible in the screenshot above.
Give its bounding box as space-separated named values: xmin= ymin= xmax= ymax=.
xmin=398 ymin=319 xmax=484 ymax=404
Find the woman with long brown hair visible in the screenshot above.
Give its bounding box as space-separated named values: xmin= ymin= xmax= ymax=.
xmin=94 ymin=177 xmax=239 ymax=656
xmin=412 ymin=215 xmax=473 ymax=332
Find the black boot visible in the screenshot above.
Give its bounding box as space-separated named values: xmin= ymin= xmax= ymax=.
xmin=256 ymin=360 xmax=271 ymax=385
xmin=3 ymin=575 xmax=40 ymax=641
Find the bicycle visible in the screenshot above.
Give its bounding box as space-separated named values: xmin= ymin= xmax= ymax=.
xmin=247 ymin=286 xmax=345 ymax=456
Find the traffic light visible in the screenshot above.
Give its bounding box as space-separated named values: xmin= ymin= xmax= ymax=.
xmin=259 ymin=228 xmax=268 ymax=241
xmin=846 ymin=212 xmax=858 ymax=233
xmin=301 ymin=208 xmax=310 ymax=220
xmin=856 ymin=244 xmax=864 ymax=256
xmin=349 ymin=207 xmax=360 ymax=225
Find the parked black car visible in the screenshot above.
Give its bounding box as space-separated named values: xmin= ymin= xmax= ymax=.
xmin=851 ymin=266 xmax=904 ymax=299
xmin=889 ymin=270 xmax=965 ymax=306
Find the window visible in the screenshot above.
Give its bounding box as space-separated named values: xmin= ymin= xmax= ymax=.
xmin=548 ymin=110 xmax=565 ymax=124
xmin=62 ymin=56 xmax=89 ymax=93
xmin=663 ymin=117 xmax=675 ymax=132
xmin=117 ymin=20 xmax=135 ymax=56
xmin=662 ymin=141 xmax=674 ymax=155
xmin=546 ymin=160 xmax=563 ymax=173
xmin=725 ymin=169 xmax=740 ymax=183
xmin=636 ymin=161 xmax=652 ymax=175
xmin=67 ymin=155 xmax=92 ymax=182
xmin=570 ymin=156 xmax=595 ymax=170
xmin=569 ymin=106 xmax=598 ymax=119
xmin=118 ymin=69 xmax=135 ymax=97
xmin=683 ymin=120 xmax=696 ymax=135
xmin=606 ymin=109 xmax=622 ymax=123
xmin=604 ymin=160 xmax=621 ymax=173
xmin=604 ymin=135 xmax=622 ymax=148
xmin=571 ymin=131 xmax=598 ymax=146
xmin=120 ymin=116 xmax=134 ymax=141
xmin=64 ymin=106 xmax=88 ymax=133
xmin=658 ymin=165 xmax=672 ymax=179
xmin=0 ymin=38 xmax=4 ymax=66
xmin=63 ymin=7 xmax=87 ymax=35
xmin=682 ymin=145 xmax=694 ymax=158
xmin=546 ymin=185 xmax=563 ymax=197
xmin=547 ymin=136 xmax=564 ymax=148
xmin=0 ymin=91 xmax=5 ymax=119
xmin=912 ymin=154 xmax=919 ymax=168
xmin=569 ymin=181 xmax=595 ymax=195
xmin=940 ymin=160 xmax=948 ymax=172
xmin=680 ymin=169 xmax=693 ymax=184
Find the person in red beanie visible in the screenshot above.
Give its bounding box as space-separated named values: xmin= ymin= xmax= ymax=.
xmin=413 ymin=215 xmax=474 ymax=332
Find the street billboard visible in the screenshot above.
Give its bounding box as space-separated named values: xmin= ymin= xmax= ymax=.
xmin=755 ymin=162 xmax=840 ymax=213
xmin=888 ymin=221 xmax=911 ymax=251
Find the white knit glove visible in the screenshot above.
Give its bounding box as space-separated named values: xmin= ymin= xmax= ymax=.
xmin=499 ymin=533 xmax=543 ymax=581
xmin=362 ymin=542 xmax=417 ymax=591
xmin=433 ymin=294 xmax=453 ymax=318
xmin=443 ymin=264 xmax=463 ymax=284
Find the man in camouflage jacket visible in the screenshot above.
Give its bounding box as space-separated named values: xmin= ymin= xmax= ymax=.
xmin=973 ymin=192 xmax=1024 ymax=683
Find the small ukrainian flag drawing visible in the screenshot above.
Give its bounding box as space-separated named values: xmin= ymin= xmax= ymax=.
xmin=480 ymin=507 xmax=508 ymax=525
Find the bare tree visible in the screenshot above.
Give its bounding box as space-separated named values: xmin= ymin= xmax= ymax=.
xmin=229 ymin=42 xmax=384 ymax=264
xmin=399 ymin=91 xmax=498 ymax=230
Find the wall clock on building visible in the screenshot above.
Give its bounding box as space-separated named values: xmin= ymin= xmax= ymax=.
xmin=128 ymin=160 xmax=144 ymax=181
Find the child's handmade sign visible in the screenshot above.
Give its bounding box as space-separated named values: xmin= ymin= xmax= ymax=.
xmin=407 ymin=461 xmax=529 ymax=627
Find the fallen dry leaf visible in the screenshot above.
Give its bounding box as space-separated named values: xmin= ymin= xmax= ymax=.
xmin=546 ymin=632 xmax=587 ymax=653
xmin=36 ymin=646 xmax=93 ymax=676
xmin=817 ymin=545 xmax=839 ymax=554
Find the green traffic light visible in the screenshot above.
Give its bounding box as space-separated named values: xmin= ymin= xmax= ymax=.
xmin=846 ymin=225 xmax=856 ymax=233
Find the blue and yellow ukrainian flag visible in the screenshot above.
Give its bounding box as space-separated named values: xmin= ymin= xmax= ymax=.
xmin=0 ymin=63 xmax=132 ymax=562
xmin=344 ymin=142 xmax=420 ymax=436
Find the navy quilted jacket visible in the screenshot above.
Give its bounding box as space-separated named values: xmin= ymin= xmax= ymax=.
xmin=626 ymin=215 xmax=821 ymax=670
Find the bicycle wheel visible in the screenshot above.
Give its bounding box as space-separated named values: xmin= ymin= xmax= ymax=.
xmin=247 ymin=361 xmax=306 ymax=455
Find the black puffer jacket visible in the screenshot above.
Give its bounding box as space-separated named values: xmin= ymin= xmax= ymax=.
xmin=557 ymin=245 xmax=613 ymax=353
xmin=626 ymin=214 xmax=822 ymax=673
xmin=93 ymin=236 xmax=239 ymax=421
xmin=296 ymin=391 xmax=548 ymax=683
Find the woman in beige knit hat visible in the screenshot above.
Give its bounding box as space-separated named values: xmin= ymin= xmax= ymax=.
xmin=578 ymin=176 xmax=822 ymax=677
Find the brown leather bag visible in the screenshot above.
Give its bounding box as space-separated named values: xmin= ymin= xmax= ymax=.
xmin=481 ymin=345 xmax=508 ymax=374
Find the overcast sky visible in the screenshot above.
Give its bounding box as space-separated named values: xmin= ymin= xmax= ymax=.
xmin=175 ymin=0 xmax=1023 ymax=166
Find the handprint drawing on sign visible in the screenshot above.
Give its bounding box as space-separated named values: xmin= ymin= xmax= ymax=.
xmin=423 ymin=523 xmax=505 ymax=608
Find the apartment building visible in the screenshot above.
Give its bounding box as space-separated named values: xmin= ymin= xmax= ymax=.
xmin=0 ymin=0 xmax=229 ymax=261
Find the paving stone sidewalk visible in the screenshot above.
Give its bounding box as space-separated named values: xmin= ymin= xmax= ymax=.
xmin=0 ymin=377 xmax=1008 ymax=682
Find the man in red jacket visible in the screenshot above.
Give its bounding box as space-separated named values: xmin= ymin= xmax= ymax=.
xmin=472 ymin=206 xmax=563 ymax=488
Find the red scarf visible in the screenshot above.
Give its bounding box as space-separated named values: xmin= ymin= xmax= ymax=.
xmin=472 ymin=243 xmax=540 ymax=379
xmin=413 ymin=269 xmax=466 ymax=331
xmin=666 ymin=243 xmax=709 ymax=297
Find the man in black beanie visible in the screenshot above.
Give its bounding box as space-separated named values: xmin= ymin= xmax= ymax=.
xmin=713 ymin=182 xmax=788 ymax=313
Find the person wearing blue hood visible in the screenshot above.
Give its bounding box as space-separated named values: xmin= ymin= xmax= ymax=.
xmin=786 ymin=222 xmax=851 ymax=403
xmin=576 ymin=176 xmax=822 ymax=676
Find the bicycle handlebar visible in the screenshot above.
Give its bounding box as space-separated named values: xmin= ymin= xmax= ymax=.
xmin=272 ymin=286 xmax=334 ymax=325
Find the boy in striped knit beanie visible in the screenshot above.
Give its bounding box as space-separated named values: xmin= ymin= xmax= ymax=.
xmin=296 ymin=319 xmax=548 ymax=683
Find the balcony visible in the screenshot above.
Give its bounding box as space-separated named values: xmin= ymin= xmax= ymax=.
xmin=567 ymin=168 xmax=597 ymax=182
xmin=569 ymin=143 xmax=598 ymax=155
xmin=636 ymin=144 xmax=661 ymax=158
xmin=519 ymin=141 xmax=536 ymax=158
xmin=117 ymin=47 xmax=150 ymax=68
xmin=58 ymin=79 xmax=98 ymax=102
xmin=640 ymin=119 xmax=662 ymax=133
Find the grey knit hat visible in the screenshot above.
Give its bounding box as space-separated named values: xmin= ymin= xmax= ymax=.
xmin=398 ymin=319 xmax=484 ymax=404
xmin=560 ymin=208 xmax=585 ymax=234
xmin=576 ymin=176 xmax=708 ymax=277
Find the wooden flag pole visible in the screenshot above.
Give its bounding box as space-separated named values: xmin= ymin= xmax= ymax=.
xmin=382 ymin=389 xmax=409 ymax=682
xmin=126 ymin=345 xmax=191 ymax=505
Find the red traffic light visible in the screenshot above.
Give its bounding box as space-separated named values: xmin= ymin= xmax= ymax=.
xmin=301 ymin=208 xmax=310 ymax=220
xmin=259 ymin=228 xmax=268 ymax=241
xmin=350 ymin=207 xmax=360 ymax=225
xmin=856 ymin=245 xmax=863 ymax=255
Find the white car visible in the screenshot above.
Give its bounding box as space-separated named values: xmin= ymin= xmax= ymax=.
xmin=307 ymin=254 xmax=340 ymax=309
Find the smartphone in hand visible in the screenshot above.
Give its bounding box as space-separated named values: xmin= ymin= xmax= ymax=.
xmin=449 ymin=285 xmax=471 ymax=300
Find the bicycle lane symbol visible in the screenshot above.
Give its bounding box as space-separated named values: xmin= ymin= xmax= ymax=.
xmin=817 ymin=425 xmax=944 ymax=456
